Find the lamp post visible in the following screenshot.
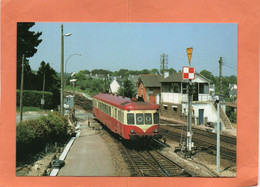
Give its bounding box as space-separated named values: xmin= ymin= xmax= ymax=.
xmin=65 ymin=53 xmax=82 ymax=88
xmin=60 ymin=24 xmax=71 ymax=115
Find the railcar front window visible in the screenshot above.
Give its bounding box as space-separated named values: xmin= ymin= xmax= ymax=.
xmin=136 ymin=113 xmax=144 ymax=125
xmin=145 ymin=113 xmax=152 ymax=124
xmin=127 ymin=114 xmax=135 ymax=125
xmin=154 ymin=113 xmax=159 ymax=124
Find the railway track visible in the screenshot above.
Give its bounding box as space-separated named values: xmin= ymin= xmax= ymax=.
xmin=121 ymin=143 xmax=194 ymax=177
xmin=160 ymin=125 xmax=236 ymax=161
xmin=73 ymin=93 xmax=92 ymax=111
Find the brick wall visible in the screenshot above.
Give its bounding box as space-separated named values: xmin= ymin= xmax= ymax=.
xmin=160 ymin=102 xmax=182 ymax=120
xmin=138 ymin=82 xmax=147 ymax=101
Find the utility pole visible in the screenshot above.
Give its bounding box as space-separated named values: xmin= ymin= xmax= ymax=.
xmin=160 ymin=53 xmax=168 ymax=74
xmin=60 ymin=24 xmax=64 ymax=115
xmin=41 ymin=68 xmax=46 ymax=109
xmin=216 ymin=99 xmax=220 ymax=173
xmin=19 ymin=55 xmax=25 ymax=122
xmin=219 ymin=57 xmax=223 ymax=97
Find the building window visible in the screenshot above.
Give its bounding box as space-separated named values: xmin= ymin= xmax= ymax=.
xmin=173 ymin=83 xmax=181 ymax=93
xmin=163 ymin=105 xmax=168 ymax=110
xmin=182 ymin=83 xmax=188 ymax=94
xmin=172 ymin=106 xmax=177 ymax=112
xmin=199 ymin=83 xmax=209 ymax=94
xmin=162 ymin=83 xmax=172 ymax=92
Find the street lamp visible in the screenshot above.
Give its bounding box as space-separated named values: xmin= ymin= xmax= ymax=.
xmin=60 ymin=24 xmax=71 ymax=115
xmin=65 ymin=53 xmax=82 ymax=87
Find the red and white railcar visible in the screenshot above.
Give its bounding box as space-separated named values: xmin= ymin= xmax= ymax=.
xmin=92 ymin=93 xmax=161 ymax=141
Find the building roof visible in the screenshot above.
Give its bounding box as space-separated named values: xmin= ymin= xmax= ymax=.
xmin=93 ymin=93 xmax=159 ymax=110
xmin=160 ymin=72 xmax=210 ymax=83
xmin=137 ymin=74 xmax=163 ymax=87
xmin=128 ymin=75 xmax=139 ymax=86
xmin=160 ymin=72 xmax=185 ymax=83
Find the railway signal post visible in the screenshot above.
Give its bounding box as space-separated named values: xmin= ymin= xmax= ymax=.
xmin=183 ymin=66 xmax=195 ymax=158
xmin=183 ymin=47 xmax=195 ymax=158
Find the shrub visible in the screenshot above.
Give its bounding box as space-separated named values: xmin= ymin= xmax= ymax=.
xmin=16 ymin=112 xmax=69 ymax=162
xmin=17 ymin=90 xmax=53 ymax=109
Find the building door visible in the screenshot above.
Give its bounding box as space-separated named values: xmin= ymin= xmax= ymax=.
xmin=199 ymin=109 xmax=204 ymax=125
xmin=156 ymin=94 xmax=160 ymax=104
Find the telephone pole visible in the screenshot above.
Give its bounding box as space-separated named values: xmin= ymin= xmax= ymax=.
xmin=41 ymin=68 xmax=46 ymax=108
xmin=60 ymin=24 xmax=64 ymax=115
xmin=19 ymin=55 xmax=25 ymax=122
xmin=219 ymin=57 xmax=223 ymax=97
xmin=160 ymin=53 xmax=168 ymax=74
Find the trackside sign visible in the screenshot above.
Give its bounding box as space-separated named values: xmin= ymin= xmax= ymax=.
xmin=182 ymin=66 xmax=195 ymax=80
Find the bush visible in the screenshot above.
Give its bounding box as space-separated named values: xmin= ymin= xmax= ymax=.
xmin=17 ymin=90 xmax=53 ymax=109
xmin=16 ymin=112 xmax=69 ymax=161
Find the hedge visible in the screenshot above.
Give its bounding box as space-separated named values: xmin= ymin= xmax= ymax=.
xmin=17 ymin=90 xmax=53 ymax=109
xmin=16 ymin=112 xmax=69 ymax=161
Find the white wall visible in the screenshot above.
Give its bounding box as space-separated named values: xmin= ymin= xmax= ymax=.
xmin=110 ymin=80 xmax=120 ymax=93
xmin=182 ymin=102 xmax=224 ymax=125
xmin=161 ymin=93 xmax=182 ymax=104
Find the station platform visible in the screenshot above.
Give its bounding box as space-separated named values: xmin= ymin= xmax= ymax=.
xmin=57 ymin=109 xmax=115 ymax=176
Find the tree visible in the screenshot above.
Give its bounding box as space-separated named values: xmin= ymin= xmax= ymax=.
xmin=17 ymin=22 xmax=42 ymax=89
xmin=150 ymin=68 xmax=160 ymax=75
xmin=141 ymin=69 xmax=150 ymax=74
xmin=168 ymin=68 xmax=177 ymax=74
xmin=117 ymin=79 xmax=136 ymax=98
xmin=91 ymin=69 xmax=112 ymax=76
xmin=200 ymin=70 xmax=216 ymax=84
xmin=37 ymin=61 xmax=60 ymax=107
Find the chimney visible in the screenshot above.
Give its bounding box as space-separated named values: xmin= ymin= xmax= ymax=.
xmin=164 ymin=71 xmax=169 ymax=78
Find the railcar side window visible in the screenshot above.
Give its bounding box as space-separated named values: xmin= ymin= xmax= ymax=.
xmin=115 ymin=109 xmax=117 ymax=119
xmin=127 ymin=114 xmax=135 ymax=125
xmin=145 ymin=113 xmax=152 ymax=124
xmin=153 ymin=113 xmax=160 ymax=124
xmin=136 ymin=113 xmax=144 ymax=125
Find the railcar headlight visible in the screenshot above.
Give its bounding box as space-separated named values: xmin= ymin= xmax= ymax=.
xmin=154 ymin=129 xmax=158 ymax=133
xmin=130 ymin=129 xmax=135 ymax=134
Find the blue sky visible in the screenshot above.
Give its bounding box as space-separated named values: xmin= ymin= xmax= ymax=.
xmin=28 ymin=23 xmax=237 ymax=76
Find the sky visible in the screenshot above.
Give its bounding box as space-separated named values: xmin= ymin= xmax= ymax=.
xmin=28 ymin=22 xmax=237 ymax=76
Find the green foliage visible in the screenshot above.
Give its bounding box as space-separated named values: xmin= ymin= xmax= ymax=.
xmin=168 ymin=68 xmax=177 ymax=74
xmin=200 ymin=70 xmax=216 ymax=84
xmin=149 ymin=68 xmax=160 ymax=75
xmin=226 ymin=107 xmax=237 ymax=123
xmin=200 ymin=69 xmax=237 ymax=99
xmin=117 ymin=79 xmax=136 ymax=98
xmin=17 ymin=90 xmax=53 ymax=109
xmin=16 ymin=106 xmax=42 ymax=113
xmin=91 ymin=69 xmax=112 ymax=76
xmin=16 ymin=112 xmax=69 ymax=161
xmin=17 ymin=22 xmax=42 ymax=89
xmin=37 ymin=61 xmax=60 ymax=107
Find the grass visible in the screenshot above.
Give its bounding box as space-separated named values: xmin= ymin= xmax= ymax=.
xmin=16 ymin=106 xmax=43 ymax=113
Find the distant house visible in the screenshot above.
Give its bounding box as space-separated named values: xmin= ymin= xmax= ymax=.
xmin=137 ymin=74 xmax=163 ymax=104
xmin=109 ymin=77 xmax=124 ymax=94
xmin=229 ymin=84 xmax=237 ymax=98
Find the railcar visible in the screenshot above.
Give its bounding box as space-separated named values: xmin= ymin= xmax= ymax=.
xmin=92 ymin=93 xmax=161 ymax=141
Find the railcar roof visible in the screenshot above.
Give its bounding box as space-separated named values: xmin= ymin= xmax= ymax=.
xmin=93 ymin=93 xmax=159 ymax=110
